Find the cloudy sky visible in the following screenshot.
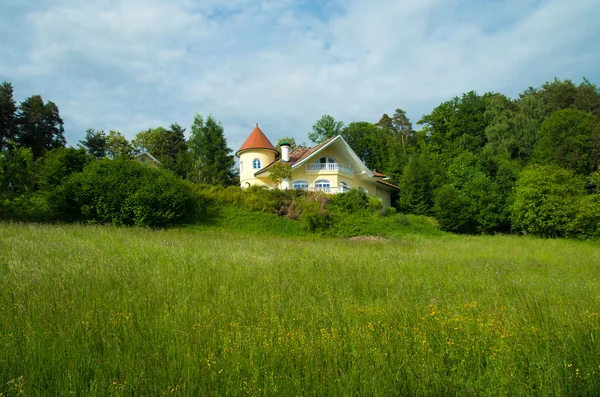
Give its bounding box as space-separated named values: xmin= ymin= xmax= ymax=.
xmin=1 ymin=0 xmax=599 ymax=151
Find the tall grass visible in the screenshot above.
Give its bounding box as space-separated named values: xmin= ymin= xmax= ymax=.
xmin=1 ymin=223 xmax=599 ymax=395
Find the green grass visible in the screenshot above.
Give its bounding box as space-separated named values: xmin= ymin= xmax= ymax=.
xmin=1 ymin=223 xmax=599 ymax=396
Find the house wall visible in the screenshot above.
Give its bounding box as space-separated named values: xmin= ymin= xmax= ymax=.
xmin=290 ymin=167 xmax=394 ymax=208
xmin=239 ymin=149 xmax=277 ymax=188
xmin=136 ymin=153 xmax=159 ymax=168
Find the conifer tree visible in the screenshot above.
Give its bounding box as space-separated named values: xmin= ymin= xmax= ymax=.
xmin=188 ymin=114 xmax=234 ymax=186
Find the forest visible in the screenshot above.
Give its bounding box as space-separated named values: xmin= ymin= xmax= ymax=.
xmin=1 ymin=77 xmax=599 ymax=238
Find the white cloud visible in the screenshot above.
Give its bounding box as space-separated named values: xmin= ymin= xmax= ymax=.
xmin=0 ymin=0 xmax=598 ymax=150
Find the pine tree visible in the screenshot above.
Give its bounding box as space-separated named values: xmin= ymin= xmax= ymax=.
xmin=14 ymin=95 xmax=65 ymax=158
xmin=0 ymin=81 xmax=18 ymax=152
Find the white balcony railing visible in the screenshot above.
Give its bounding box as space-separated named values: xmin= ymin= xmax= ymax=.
xmin=305 ymin=163 xmax=354 ymax=175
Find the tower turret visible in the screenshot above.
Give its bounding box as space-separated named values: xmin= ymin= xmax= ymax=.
xmin=236 ymin=124 xmax=278 ymax=187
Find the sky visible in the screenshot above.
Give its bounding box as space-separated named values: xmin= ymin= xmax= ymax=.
xmin=1 ymin=0 xmax=599 ymax=152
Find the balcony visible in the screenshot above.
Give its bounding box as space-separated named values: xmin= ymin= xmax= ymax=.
xmin=305 ymin=162 xmax=354 ymax=175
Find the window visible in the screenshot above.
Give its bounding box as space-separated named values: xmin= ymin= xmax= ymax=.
xmin=314 ymin=179 xmax=331 ymax=192
xmin=140 ymin=157 xmax=146 ymax=162
xmin=358 ymin=187 xmax=366 ymax=194
xmin=318 ymin=156 xmax=337 ymax=164
xmin=240 ymin=161 xmax=243 ymax=172
xmin=340 ymin=181 xmax=350 ymax=193
xmin=253 ymin=158 xmax=261 ymax=169
xmin=293 ymin=180 xmax=309 ymax=190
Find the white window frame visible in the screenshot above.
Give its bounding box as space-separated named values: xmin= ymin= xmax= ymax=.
xmin=314 ymin=179 xmax=331 ymax=192
xmin=253 ymin=158 xmax=261 ymax=169
xmin=317 ymin=156 xmax=337 ymax=164
xmin=293 ymin=180 xmax=309 ymax=190
xmin=340 ymin=181 xmax=350 ymax=193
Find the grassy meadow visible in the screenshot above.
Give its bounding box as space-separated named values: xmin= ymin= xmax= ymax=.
xmin=1 ymin=221 xmax=600 ymax=396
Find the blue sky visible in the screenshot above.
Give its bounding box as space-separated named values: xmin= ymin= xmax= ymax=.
xmin=1 ymin=0 xmax=599 ymax=151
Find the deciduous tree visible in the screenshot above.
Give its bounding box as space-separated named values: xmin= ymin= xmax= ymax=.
xmin=308 ymin=114 xmax=344 ymax=144
xmin=79 ymin=128 xmax=107 ymax=159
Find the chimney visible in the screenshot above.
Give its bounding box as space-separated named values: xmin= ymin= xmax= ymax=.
xmin=280 ymin=140 xmax=291 ymax=162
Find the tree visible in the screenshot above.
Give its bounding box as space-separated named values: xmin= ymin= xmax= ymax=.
xmin=133 ymin=123 xmax=188 ymax=176
xmin=341 ymin=121 xmax=400 ymax=175
xmin=308 ymin=114 xmax=344 ymax=144
xmin=397 ymin=151 xmax=434 ymax=215
xmin=0 ymin=81 xmax=17 ymax=152
xmin=0 ymin=146 xmax=36 ymax=196
xmin=105 ymin=130 xmax=133 ymax=160
xmin=533 ymin=108 xmax=600 ymax=175
xmin=79 ymin=128 xmax=107 ymax=159
xmin=14 ymin=95 xmax=65 ymax=158
xmin=511 ymin=165 xmax=585 ymax=237
xmin=188 ymin=114 xmax=235 ymax=186
xmin=268 ymin=162 xmax=292 ymax=188
xmin=276 ymin=137 xmax=297 ymax=154
xmin=419 ymin=91 xmax=489 ymax=160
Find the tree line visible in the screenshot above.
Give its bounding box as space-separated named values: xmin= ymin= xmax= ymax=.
xmin=308 ymin=78 xmax=599 ymax=238
xmin=1 ymin=78 xmax=599 ymax=237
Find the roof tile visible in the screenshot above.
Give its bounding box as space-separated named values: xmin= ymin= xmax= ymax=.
xmin=236 ymin=124 xmax=277 ymax=157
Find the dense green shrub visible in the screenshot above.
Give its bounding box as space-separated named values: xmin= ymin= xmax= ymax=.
xmin=327 ymin=188 xmax=369 ymax=213
xmin=66 ymin=160 xmax=202 ymax=227
xmin=0 ymin=192 xmax=52 ymax=222
xmin=511 ymin=165 xmax=585 ymax=237
xmin=433 ymin=184 xmax=475 ymax=233
xmin=296 ymin=192 xmax=331 ymax=233
xmin=38 ymin=147 xmax=92 ymax=190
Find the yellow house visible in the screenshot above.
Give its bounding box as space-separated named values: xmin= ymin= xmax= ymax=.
xmin=236 ymin=124 xmax=399 ymax=208
xmin=134 ymin=151 xmax=160 ymax=168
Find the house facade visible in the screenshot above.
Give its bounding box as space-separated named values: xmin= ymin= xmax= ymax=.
xmin=236 ymin=124 xmax=398 ymax=208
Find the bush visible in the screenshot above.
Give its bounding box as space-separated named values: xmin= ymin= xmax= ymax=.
xmin=327 ymin=188 xmax=369 ymax=213
xmin=511 ymin=165 xmax=585 ymax=237
xmin=66 ymin=160 xmax=202 ymax=227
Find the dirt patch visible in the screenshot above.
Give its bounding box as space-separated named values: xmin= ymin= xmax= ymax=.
xmin=347 ymin=235 xmax=387 ymax=242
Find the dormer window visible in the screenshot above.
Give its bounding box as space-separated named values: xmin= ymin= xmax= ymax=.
xmin=253 ymin=158 xmax=261 ymax=169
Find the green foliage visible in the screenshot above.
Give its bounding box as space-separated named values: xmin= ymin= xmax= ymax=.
xmin=308 ymin=114 xmax=344 ymax=144
xmin=511 ymin=165 xmax=585 ymax=237
xmin=533 ymin=108 xmax=600 ymax=175
xmin=188 ymin=114 xmax=235 ymax=186
xmin=67 ymin=160 xmax=202 ymax=227
xmin=133 ymin=123 xmax=189 ymax=176
xmin=433 ymin=184 xmax=474 ymax=233
xmin=432 ymin=152 xmax=511 ymax=234
xmin=268 ymin=162 xmax=292 ymax=187
xmin=105 ymin=130 xmax=133 ymax=160
xmin=297 ymin=192 xmax=331 ymax=233
xmin=397 ymin=151 xmax=434 ymax=215
xmin=0 ymin=81 xmax=17 ymax=152
xmin=79 ymin=128 xmax=107 ymax=158
xmin=420 ymin=91 xmax=489 ymax=160
xmin=341 ymin=121 xmax=397 ymax=174
xmin=0 ymin=145 xmax=37 ymax=196
xmin=327 ymin=188 xmax=369 ymax=213
xmin=38 ymin=147 xmax=92 ymax=190
xmin=14 ymin=95 xmax=65 ymax=158
xmin=275 ymin=137 xmax=297 ymax=153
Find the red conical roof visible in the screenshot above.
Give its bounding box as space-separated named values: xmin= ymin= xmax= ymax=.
xmin=235 ymin=124 xmax=278 ymax=157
